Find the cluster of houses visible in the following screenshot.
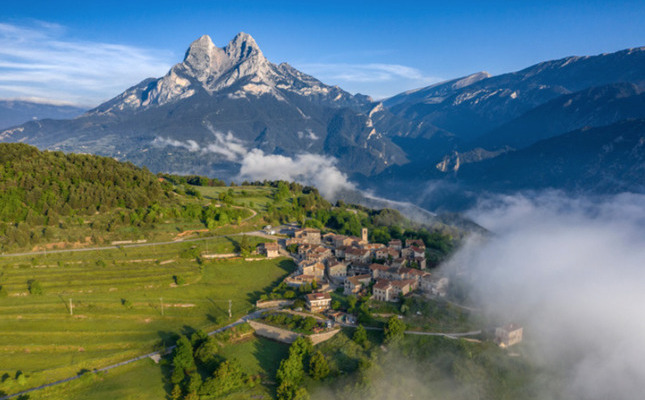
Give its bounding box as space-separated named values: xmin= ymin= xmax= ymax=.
xmin=277 ymin=227 xmax=449 ymax=310
xmin=259 ymin=227 xmax=524 ymax=348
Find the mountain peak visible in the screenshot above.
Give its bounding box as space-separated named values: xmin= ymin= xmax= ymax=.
xmin=225 ymin=32 xmax=263 ymax=62
xmin=184 ymin=35 xmax=215 ymax=61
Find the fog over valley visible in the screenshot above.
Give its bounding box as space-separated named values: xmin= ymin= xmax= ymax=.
xmin=442 ymin=192 xmax=645 ymax=399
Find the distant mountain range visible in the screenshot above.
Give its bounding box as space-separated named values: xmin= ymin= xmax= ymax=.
xmin=1 ymin=33 xmax=644 ymax=211
xmin=0 ymin=100 xmax=85 ymax=130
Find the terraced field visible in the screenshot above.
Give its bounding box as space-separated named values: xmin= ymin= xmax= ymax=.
xmin=0 ymin=236 xmax=294 ymax=394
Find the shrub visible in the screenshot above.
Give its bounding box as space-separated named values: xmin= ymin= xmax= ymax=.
xmin=27 ymin=280 xmax=43 ymax=295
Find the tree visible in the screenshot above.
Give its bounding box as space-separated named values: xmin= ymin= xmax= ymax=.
xmin=347 ymin=295 xmax=358 ymax=313
xmin=199 ymin=359 xmax=247 ymax=397
xmin=171 ymin=384 xmax=183 ymax=400
xmin=353 ymin=325 xmax=369 ymax=349
xmin=186 ymin=372 xmax=202 ymax=396
xmin=308 ymin=351 xmax=330 ymax=380
xmin=194 ymin=336 xmax=219 ymax=368
xmin=384 ymin=316 xmax=406 ymax=344
xmin=238 ymin=235 xmax=251 ymax=256
xmin=172 ymin=335 xmax=196 ymax=382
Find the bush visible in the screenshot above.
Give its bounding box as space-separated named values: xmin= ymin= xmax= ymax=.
xmin=0 ymin=285 xmax=8 ymax=297
xmin=121 ymin=298 xmax=133 ymax=309
xmin=173 ymin=275 xmax=186 ymax=285
xmin=27 ymin=279 xmax=43 ymax=295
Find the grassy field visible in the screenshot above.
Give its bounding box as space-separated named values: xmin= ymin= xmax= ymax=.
xmin=20 ymin=335 xmax=290 ymax=400
xmin=0 ymin=236 xmax=294 ymax=395
xmin=195 ymin=186 xmax=275 ymax=213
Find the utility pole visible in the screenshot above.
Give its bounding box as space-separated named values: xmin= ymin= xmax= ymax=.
xmin=69 ymin=298 xmax=73 ymax=316
xmin=160 ymin=297 xmax=164 ymax=316
xmin=228 ymin=299 xmax=232 ymax=319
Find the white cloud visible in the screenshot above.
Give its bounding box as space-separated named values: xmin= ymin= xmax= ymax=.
xmin=238 ymin=149 xmax=354 ymax=199
xmin=298 ymin=62 xmax=438 ymax=83
xmin=441 ymin=192 xmax=645 ymax=399
xmin=153 ymin=127 xmax=249 ymax=163
xmin=0 ymin=21 xmax=172 ymax=106
xmin=295 ymin=62 xmax=442 ymax=99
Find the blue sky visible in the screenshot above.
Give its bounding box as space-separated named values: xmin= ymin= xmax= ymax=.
xmin=1 ymin=0 xmax=644 ymax=106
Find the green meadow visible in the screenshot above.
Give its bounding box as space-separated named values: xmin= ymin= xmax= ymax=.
xmin=0 ymin=235 xmax=294 ymax=395
xmin=20 ymin=335 xmax=290 ymax=400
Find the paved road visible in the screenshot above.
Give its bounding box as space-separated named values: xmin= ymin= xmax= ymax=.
xmin=339 ymin=323 xmax=481 ymax=339
xmin=0 ymin=309 xmax=272 ymax=400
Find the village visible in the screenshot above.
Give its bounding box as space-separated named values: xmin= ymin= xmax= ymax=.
xmin=256 ymin=226 xmax=523 ymax=348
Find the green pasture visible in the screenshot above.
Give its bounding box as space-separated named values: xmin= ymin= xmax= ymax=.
xmin=195 ymin=185 xmax=275 ymax=212
xmin=20 ymin=335 xmax=289 ymax=400
xmin=0 ymin=236 xmax=294 ymax=394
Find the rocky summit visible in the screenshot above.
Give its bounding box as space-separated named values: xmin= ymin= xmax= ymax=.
xmin=0 ymin=33 xmax=405 ymax=179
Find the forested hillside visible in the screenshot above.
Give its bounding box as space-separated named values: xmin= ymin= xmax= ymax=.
xmin=0 ymin=143 xmax=164 ymax=222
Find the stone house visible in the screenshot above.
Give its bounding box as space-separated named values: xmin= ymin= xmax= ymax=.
xmin=420 ymin=275 xmax=449 ymax=297
xmin=258 ymin=242 xmax=279 ymax=258
xmin=327 ymin=261 xmax=348 ymax=281
xmin=344 ymin=274 xmax=371 ymax=295
xmin=372 ymin=279 xmax=416 ymax=301
xmin=345 ymin=247 xmax=371 ymax=264
xmin=388 ymin=239 xmax=402 ymax=250
xmin=301 ymin=261 xmax=325 ymax=278
xmin=495 ymin=324 xmax=523 ymax=347
xmin=293 ymin=228 xmax=321 ymax=245
xmin=306 ymin=292 xmax=332 ymax=313
xmin=372 ymin=279 xmax=395 ymax=302
xmin=368 ymin=263 xmax=391 ymax=280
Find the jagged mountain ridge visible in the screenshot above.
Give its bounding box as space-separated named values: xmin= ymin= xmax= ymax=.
xmin=385 ymin=46 xmax=645 ymax=142
xmin=0 ymin=33 xmax=405 ymax=177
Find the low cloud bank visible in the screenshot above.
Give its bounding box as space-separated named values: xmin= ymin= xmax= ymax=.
xmin=238 ymin=149 xmax=354 ymax=199
xmin=442 ymin=191 xmax=645 ymax=399
xmin=153 ymin=129 xmax=355 ymax=199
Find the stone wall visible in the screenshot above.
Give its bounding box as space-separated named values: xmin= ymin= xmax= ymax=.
xmin=249 ymin=321 xmax=341 ymax=345
xmin=309 ymin=328 xmax=341 ymax=345
xmin=248 ymin=321 xmax=300 ymax=343
xmin=255 ymin=299 xmax=295 ymax=309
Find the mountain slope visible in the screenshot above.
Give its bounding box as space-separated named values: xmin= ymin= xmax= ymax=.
xmin=386 ymin=47 xmax=645 ymax=142
xmin=0 ymin=33 xmax=405 ymax=178
xmin=0 ymin=100 xmax=85 ymax=130
xmin=457 ymin=119 xmax=645 ymax=193
xmin=471 ymin=83 xmax=645 ymax=150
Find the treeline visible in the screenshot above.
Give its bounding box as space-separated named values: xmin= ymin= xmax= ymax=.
xmin=158 ymin=173 xmax=226 ymax=187
xmin=0 ymin=143 xmax=165 ymax=223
